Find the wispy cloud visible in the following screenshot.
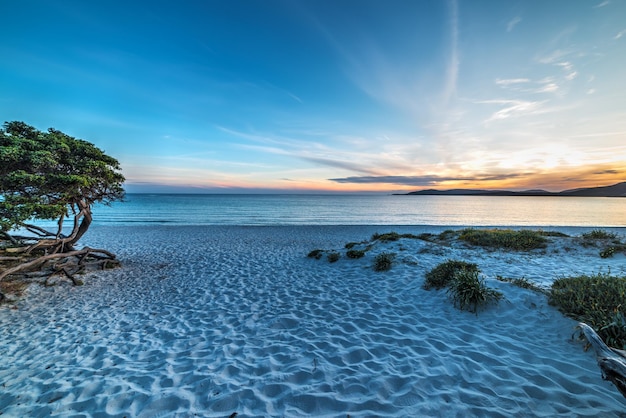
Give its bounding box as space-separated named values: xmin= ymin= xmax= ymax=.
xmin=594 ymin=1 xmax=610 ymax=8
xmin=535 ymin=83 xmax=559 ymax=93
xmin=507 ymin=16 xmax=522 ymax=32
xmin=478 ymin=99 xmax=545 ymax=123
xmin=615 ymin=29 xmax=626 ymax=40
xmin=495 ymin=78 xmax=530 ymax=86
xmin=329 ymin=173 xmax=525 ymax=186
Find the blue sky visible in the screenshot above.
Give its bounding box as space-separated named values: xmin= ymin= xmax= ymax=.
xmin=1 ymin=0 xmax=625 ymax=193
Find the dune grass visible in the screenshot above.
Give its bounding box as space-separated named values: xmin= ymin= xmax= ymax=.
xmin=373 ymin=252 xmax=395 ymax=271
xmin=549 ymin=272 xmax=626 ymax=349
xmin=458 ymin=228 xmax=551 ymax=251
xmin=423 ymin=259 xmax=479 ymax=290
xmin=447 ymin=269 xmax=503 ymax=314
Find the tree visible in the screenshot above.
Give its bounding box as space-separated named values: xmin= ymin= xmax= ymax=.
xmin=0 ymin=121 xmax=125 ymax=296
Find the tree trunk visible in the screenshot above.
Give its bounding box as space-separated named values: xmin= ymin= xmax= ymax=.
xmin=67 ymin=200 xmax=92 ymax=250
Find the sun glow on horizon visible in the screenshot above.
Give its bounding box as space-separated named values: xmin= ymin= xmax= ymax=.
xmin=1 ymin=1 xmax=625 ymax=194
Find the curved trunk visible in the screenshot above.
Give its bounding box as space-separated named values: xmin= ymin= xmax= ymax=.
xmin=66 ymin=200 xmax=92 ymax=250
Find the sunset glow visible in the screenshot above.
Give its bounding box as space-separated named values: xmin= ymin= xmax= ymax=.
xmin=1 ymin=0 xmax=625 ymax=193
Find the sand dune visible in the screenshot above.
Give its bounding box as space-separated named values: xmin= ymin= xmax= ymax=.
xmin=1 ymin=225 xmax=625 ymax=417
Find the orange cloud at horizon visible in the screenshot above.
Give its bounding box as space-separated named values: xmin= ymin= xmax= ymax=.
xmin=123 ymin=160 xmax=625 ymax=194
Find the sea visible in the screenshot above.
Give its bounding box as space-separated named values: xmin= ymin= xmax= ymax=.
xmin=84 ymin=194 xmax=626 ymax=227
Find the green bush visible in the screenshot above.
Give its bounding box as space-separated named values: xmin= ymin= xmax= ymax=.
xmin=327 ymin=252 xmax=340 ymax=263
xmin=346 ymin=249 xmax=365 ymax=259
xmin=600 ymin=247 xmax=616 ymax=258
xmin=371 ymin=232 xmax=419 ymax=242
xmin=582 ymin=229 xmax=618 ymax=240
xmin=459 ymin=228 xmax=548 ymax=251
xmin=373 ymin=252 xmax=395 ymax=271
xmin=447 ymin=269 xmax=503 ymax=314
xmin=424 ymin=260 xmax=479 ymax=290
xmin=549 ymin=272 xmax=626 ymax=349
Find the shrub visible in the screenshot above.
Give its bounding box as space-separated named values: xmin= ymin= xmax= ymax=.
xmin=424 ymin=260 xmax=479 ymax=290
xmin=549 ymin=272 xmax=626 ymax=349
xmin=600 ymin=247 xmax=616 ymax=258
xmin=373 ymin=252 xmax=395 ymax=271
xmin=447 ymin=269 xmax=503 ymax=314
xmin=582 ymin=229 xmax=618 ymax=240
xmin=346 ymin=249 xmax=365 ymax=259
xmin=307 ymin=249 xmax=324 ymax=259
xmin=459 ymin=228 xmax=548 ymax=251
xmin=345 ymin=242 xmax=358 ymax=249
xmin=371 ymin=232 xmax=419 ymax=242
xmin=327 ymin=252 xmax=340 ymax=263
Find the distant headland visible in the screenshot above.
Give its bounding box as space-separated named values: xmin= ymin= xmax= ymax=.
xmin=396 ymin=181 xmax=626 ymax=197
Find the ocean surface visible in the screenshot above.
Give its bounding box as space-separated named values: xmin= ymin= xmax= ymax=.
xmin=86 ymin=194 xmax=626 ymax=227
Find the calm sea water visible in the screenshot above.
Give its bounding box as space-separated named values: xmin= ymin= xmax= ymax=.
xmin=87 ymin=194 xmax=626 ymax=227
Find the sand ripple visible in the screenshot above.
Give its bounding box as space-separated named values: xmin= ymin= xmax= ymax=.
xmin=1 ymin=225 xmax=626 ymax=417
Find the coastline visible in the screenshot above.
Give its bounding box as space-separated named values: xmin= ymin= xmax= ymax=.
xmin=1 ymin=225 xmax=626 ymax=416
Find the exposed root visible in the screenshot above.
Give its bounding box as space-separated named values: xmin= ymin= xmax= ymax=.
xmin=0 ymin=245 xmax=120 ymax=301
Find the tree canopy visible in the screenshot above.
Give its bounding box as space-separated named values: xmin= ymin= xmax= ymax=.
xmin=0 ymin=121 xmax=124 ymax=233
xmin=0 ymin=121 xmax=125 ymax=294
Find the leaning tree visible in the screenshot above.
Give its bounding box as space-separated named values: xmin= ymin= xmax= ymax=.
xmin=0 ymin=121 xmax=125 ymax=297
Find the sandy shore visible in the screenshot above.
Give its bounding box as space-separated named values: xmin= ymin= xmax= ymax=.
xmin=1 ymin=225 xmax=626 ymax=417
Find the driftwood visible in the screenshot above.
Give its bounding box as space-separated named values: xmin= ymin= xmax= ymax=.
xmin=577 ymin=323 xmax=626 ymax=398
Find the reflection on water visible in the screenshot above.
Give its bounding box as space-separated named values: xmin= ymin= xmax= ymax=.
xmin=82 ymin=194 xmax=626 ymax=227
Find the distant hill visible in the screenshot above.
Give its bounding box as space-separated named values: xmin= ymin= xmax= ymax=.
xmin=399 ymin=181 xmax=626 ymax=197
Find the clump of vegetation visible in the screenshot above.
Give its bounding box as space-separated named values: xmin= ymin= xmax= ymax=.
xmin=582 ymin=229 xmax=618 ymax=240
xmin=600 ymin=247 xmax=617 ymax=259
xmin=417 ymin=229 xmax=459 ymax=244
xmin=307 ymin=249 xmax=324 ymax=260
xmin=549 ymin=272 xmax=626 ymax=349
xmin=447 ymin=269 xmax=503 ymax=314
xmin=373 ymin=252 xmax=395 ymax=271
xmin=577 ymin=229 xmax=625 ymax=258
xmin=458 ymin=228 xmax=549 ymax=251
xmin=327 ymin=252 xmax=340 ymax=263
xmin=346 ymin=249 xmax=365 ymax=259
xmin=423 ymin=260 xmax=479 ymax=290
xmin=371 ymin=232 xmax=420 ymax=242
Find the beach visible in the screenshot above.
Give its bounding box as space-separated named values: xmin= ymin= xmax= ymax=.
xmin=1 ymin=225 xmax=626 ymax=417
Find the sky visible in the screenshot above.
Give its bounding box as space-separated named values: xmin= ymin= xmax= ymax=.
xmin=1 ymin=0 xmax=625 ymax=193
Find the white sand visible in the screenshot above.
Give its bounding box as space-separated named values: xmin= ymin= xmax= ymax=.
xmin=1 ymin=225 xmax=626 ymax=417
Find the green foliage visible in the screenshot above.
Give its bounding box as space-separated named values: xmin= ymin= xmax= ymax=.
xmin=582 ymin=229 xmax=618 ymax=240
xmin=549 ymin=272 xmax=626 ymax=349
xmin=373 ymin=252 xmax=395 ymax=271
xmin=600 ymin=247 xmax=617 ymax=258
xmin=447 ymin=269 xmax=503 ymax=314
xmin=307 ymin=249 xmax=324 ymax=259
xmin=459 ymin=228 xmax=548 ymax=251
xmin=346 ymin=249 xmax=365 ymax=259
xmin=0 ymin=121 xmax=125 ymax=231
xmin=423 ymin=260 xmax=479 ymax=290
xmin=371 ymin=232 xmax=419 ymax=242
xmin=327 ymin=252 xmax=340 ymax=263
xmin=577 ymin=229 xmax=626 ymax=258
